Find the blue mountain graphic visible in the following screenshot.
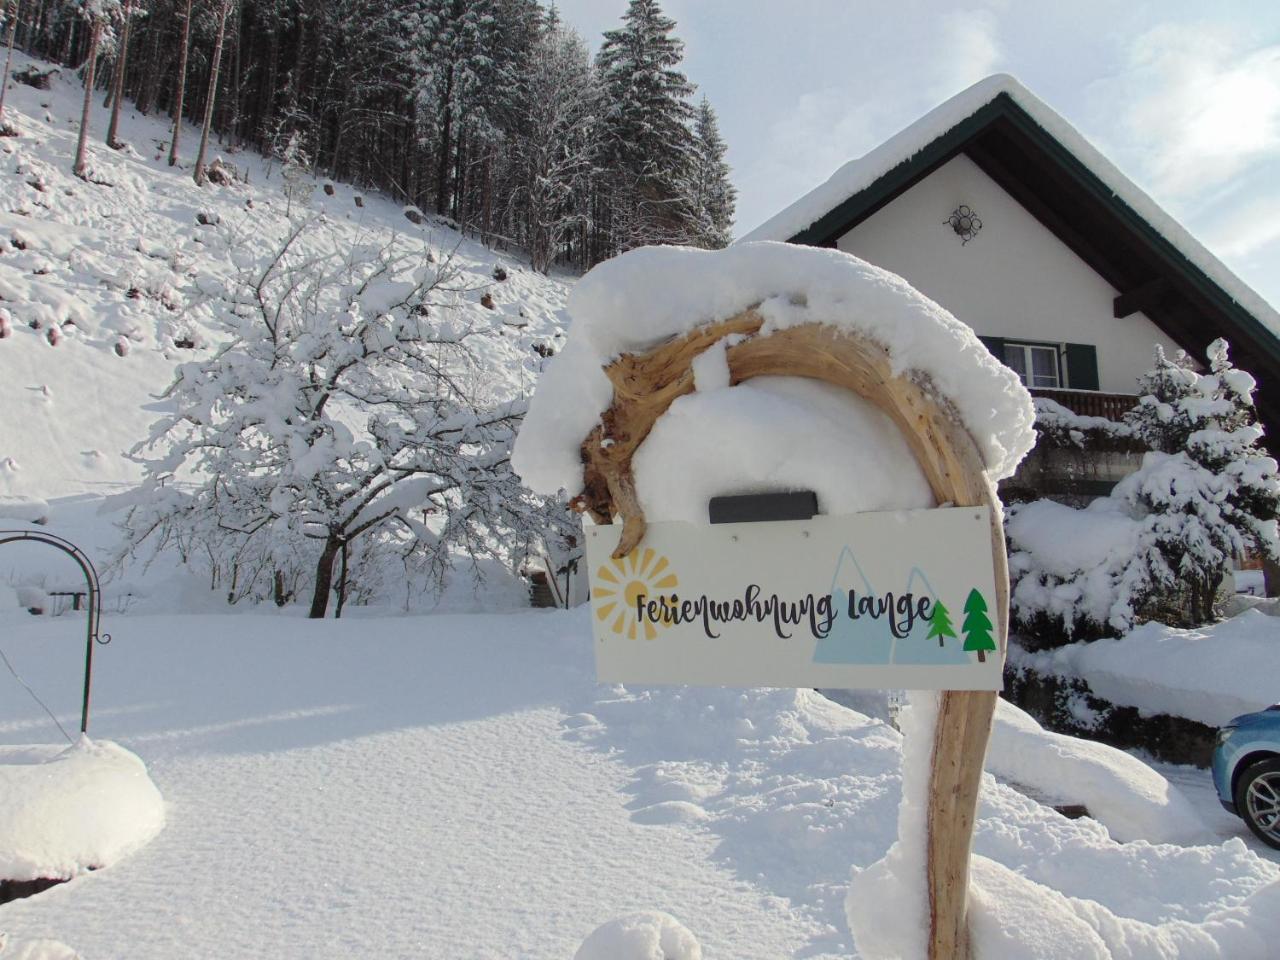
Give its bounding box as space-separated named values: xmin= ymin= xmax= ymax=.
xmin=812 ymin=547 xmax=971 ymax=666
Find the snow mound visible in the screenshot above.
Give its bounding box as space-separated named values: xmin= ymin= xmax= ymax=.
xmin=514 ymin=242 xmax=1035 ymax=497
xmin=1012 ymin=609 xmax=1280 ymax=727
xmin=988 ymin=699 xmax=1205 ymax=844
xmin=573 ymin=911 xmax=702 ymax=960
xmin=0 ymin=737 xmax=164 ymax=882
xmin=0 ymin=936 xmax=82 ymax=960
xmin=0 ymin=496 xmax=50 ymax=525
xmin=633 ymin=376 xmax=934 ymax=521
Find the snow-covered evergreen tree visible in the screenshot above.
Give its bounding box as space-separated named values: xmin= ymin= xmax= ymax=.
xmin=1123 ymin=344 xmax=1200 ymax=453
xmin=685 ymin=95 xmax=735 ymax=248
xmin=595 ymin=0 xmax=695 ymax=252
xmin=1116 ymin=339 xmax=1280 ymax=624
xmin=1010 ymin=339 xmax=1280 ymax=635
xmin=508 ymin=16 xmax=596 ymax=272
xmin=279 ymin=131 xmax=312 ymax=218
xmin=119 ymin=219 xmax=578 ymax=617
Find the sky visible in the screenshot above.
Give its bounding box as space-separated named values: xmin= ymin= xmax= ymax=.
xmin=556 ymin=0 xmax=1280 ymax=310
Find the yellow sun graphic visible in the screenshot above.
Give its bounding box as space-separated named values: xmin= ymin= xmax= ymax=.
xmin=593 ymin=547 xmax=679 ymax=640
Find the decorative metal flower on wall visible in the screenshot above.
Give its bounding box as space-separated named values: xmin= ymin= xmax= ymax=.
xmin=945 ymin=205 xmax=982 ymax=244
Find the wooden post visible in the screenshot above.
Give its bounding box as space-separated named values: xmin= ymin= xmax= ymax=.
xmin=573 ymin=310 xmax=1008 ymax=960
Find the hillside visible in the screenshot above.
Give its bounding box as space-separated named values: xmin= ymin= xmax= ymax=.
xmin=0 ymin=53 xmax=572 ymax=605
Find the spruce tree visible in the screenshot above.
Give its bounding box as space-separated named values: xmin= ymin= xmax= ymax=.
xmin=1117 ymin=338 xmax=1280 ymax=623
xmin=687 ymin=95 xmax=735 ymax=248
xmin=1123 ymin=345 xmax=1200 ymax=453
xmin=596 ymin=0 xmax=695 ymax=251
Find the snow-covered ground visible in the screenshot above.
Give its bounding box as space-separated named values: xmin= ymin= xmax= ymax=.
xmin=1 ymin=608 xmax=1276 ymax=958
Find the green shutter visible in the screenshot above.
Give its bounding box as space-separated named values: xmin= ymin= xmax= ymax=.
xmin=1064 ymin=343 xmax=1099 ymax=390
xmin=977 ymin=336 xmax=1005 ymax=361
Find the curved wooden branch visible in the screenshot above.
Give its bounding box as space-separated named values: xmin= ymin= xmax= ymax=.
xmin=578 ymin=314 xmax=1008 ymax=960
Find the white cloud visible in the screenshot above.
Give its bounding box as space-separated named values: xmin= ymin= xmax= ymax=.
xmin=734 ymin=5 xmax=1006 ymax=235
xmin=932 ymin=9 xmax=1003 ymax=99
xmin=1120 ymin=25 xmax=1280 ymax=198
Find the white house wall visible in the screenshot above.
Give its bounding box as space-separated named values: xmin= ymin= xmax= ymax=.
xmin=836 ymin=154 xmax=1184 ymax=394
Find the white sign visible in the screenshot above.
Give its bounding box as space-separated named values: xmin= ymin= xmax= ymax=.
xmin=586 ymin=507 xmax=1002 ymax=690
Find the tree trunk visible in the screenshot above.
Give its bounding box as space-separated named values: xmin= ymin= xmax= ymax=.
xmin=308 ymin=536 xmax=341 ymax=618
xmin=193 ymin=0 xmax=230 ymax=185
xmin=434 ymin=64 xmax=453 ymax=215
xmin=72 ymin=18 xmax=102 ymax=179
xmin=105 ymin=0 xmax=130 ymax=148
xmin=0 ymin=0 xmax=21 ymax=130
xmin=167 ymin=0 xmax=193 ymax=166
xmin=334 ymin=540 xmax=349 ymax=619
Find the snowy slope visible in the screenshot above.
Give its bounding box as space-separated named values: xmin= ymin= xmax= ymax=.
xmin=0 ymin=53 xmax=571 ymax=510
xmin=0 ymin=609 xmax=1275 ymax=959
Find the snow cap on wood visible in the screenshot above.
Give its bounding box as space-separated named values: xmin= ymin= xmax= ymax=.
xmin=514 ymin=241 xmax=1035 ymax=496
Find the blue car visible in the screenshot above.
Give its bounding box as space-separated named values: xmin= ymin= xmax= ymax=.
xmin=1213 ymin=704 xmax=1280 ymax=849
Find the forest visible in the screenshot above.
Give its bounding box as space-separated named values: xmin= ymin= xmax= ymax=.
xmin=3 ymin=0 xmax=736 ymax=271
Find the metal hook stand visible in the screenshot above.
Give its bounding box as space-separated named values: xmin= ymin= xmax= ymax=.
xmin=0 ymin=530 xmax=110 ymax=734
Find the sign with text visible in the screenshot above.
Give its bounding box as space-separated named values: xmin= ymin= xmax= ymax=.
xmin=586 ymin=507 xmax=1002 ymax=690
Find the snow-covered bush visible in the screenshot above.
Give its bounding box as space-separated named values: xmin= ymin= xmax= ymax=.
xmin=1009 ymin=340 xmax=1280 ymax=637
xmin=118 ymin=219 xmax=578 ymax=617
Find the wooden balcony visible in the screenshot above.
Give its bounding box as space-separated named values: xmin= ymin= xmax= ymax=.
xmin=1030 ymin=388 xmax=1138 ymax=422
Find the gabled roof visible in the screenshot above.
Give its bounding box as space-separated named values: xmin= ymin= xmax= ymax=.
xmin=742 ymin=75 xmax=1280 ymax=434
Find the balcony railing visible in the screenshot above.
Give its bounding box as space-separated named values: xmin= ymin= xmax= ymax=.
xmin=1030 ymin=388 xmax=1138 ymax=422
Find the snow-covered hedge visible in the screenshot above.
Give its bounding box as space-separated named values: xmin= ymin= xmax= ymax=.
xmin=1032 ymin=396 xmax=1133 ymax=449
xmin=1010 ymin=609 xmax=1279 ymax=728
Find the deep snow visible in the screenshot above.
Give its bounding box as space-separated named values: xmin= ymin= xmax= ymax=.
xmin=1 ymin=609 xmax=1276 ymax=958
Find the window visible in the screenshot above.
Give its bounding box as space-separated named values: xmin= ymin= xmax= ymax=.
xmin=1003 ymin=342 xmax=1061 ymax=389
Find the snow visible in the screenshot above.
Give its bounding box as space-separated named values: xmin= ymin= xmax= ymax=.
xmin=848 ymin=698 xmax=1280 ymax=960
xmin=0 ymin=936 xmax=82 ymax=960
xmin=740 ymin=74 xmax=1280 ymax=342
xmin=988 ymin=699 xmax=1205 ymax=845
xmin=515 ymin=242 xmax=1035 ymax=498
xmin=1010 ymin=609 xmax=1280 ymax=728
xmin=1009 ymin=498 xmax=1141 ymax=579
xmin=0 ymin=737 xmax=164 ymax=883
xmin=573 ymin=912 xmax=702 ymax=960
xmin=633 ymin=376 xmax=933 ymax=522
xmin=0 ymin=609 xmax=1276 ymax=958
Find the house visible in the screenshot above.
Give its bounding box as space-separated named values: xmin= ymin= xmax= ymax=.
xmin=742 ymin=75 xmax=1280 ymax=460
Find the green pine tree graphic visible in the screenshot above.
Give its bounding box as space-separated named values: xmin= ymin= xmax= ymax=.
xmin=927 ymin=599 xmax=957 ymax=647
xmin=962 ymin=589 xmax=997 ymax=663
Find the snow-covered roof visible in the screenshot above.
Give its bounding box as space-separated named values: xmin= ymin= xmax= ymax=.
xmin=740 ymin=74 xmax=1280 ymax=341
